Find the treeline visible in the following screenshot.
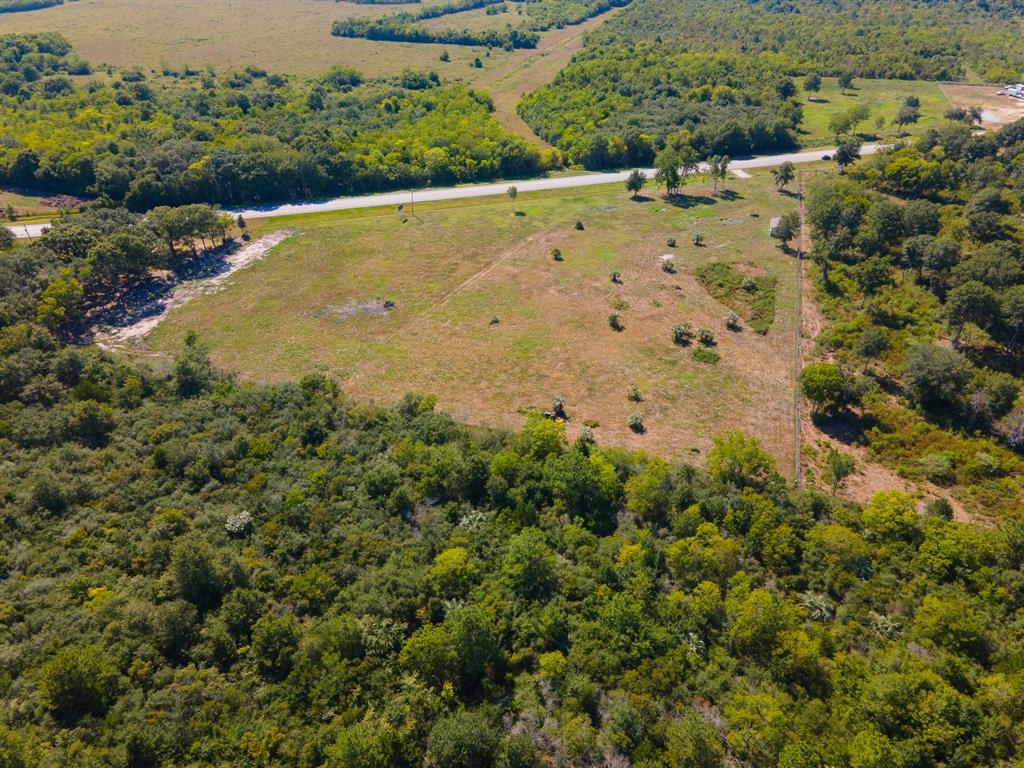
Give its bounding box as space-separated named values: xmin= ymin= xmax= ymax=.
xmin=519 ymin=47 xmax=800 ymax=168
xmin=330 ymin=0 xmax=631 ymax=49
xmin=1 ymin=205 xmax=233 ymax=334
xmin=5 ymin=206 xmax=1024 ymax=766
xmin=800 ymin=117 xmax=1024 ymax=517
xmin=587 ymin=0 xmax=1024 ymax=81
xmin=331 ymin=15 xmax=539 ymax=49
xmin=0 ymin=0 xmax=62 ymax=12
xmin=0 ymin=34 xmax=542 ymax=209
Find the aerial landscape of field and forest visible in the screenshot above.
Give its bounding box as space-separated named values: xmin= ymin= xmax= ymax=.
xmin=3 ymin=0 xmax=1024 ymax=766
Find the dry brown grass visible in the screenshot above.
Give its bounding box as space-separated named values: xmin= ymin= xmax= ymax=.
xmin=940 ymin=83 xmax=1024 ymax=128
xmin=143 ymin=174 xmax=802 ymax=471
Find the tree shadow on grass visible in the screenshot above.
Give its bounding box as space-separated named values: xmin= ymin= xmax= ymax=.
xmin=664 ymin=193 xmax=716 ymax=209
xmin=630 ymin=194 xmax=657 ymax=203
xmin=716 ymin=189 xmax=743 ymax=202
xmin=810 ymin=410 xmax=877 ymax=445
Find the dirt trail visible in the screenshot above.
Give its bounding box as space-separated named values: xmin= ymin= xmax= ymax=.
xmin=93 ymin=230 xmax=292 ymax=351
xmin=472 ymin=6 xmax=625 ymax=146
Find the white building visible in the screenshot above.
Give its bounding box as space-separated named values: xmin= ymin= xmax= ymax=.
xmin=1006 ymin=84 xmax=1024 ymax=100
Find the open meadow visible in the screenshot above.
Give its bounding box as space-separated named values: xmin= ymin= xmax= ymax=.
xmin=799 ymin=77 xmax=950 ymax=147
xmin=144 ymin=172 xmax=801 ymax=470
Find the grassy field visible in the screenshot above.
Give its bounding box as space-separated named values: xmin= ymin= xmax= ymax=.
xmin=144 ymin=171 xmax=801 ymax=469
xmin=1 ymin=0 xmax=621 ymax=145
xmin=799 ymin=77 xmax=950 ymax=147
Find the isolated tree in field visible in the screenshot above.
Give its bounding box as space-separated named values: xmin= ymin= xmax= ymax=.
xmin=654 ymin=148 xmax=681 ymax=195
xmin=236 ymin=214 xmax=248 ymax=236
xmin=507 ymin=185 xmax=518 ymax=214
xmin=774 ymin=161 xmax=795 ymax=192
xmin=771 ymin=211 xmax=800 ymax=249
xmin=609 ymin=313 xmax=623 ymax=331
xmin=894 ymin=103 xmax=921 ymax=134
xmin=708 ymin=155 xmax=730 ymax=191
xmin=828 ymin=111 xmax=855 ymax=141
xmin=834 ymin=138 xmax=862 ymax=173
xmin=822 ymin=447 xmax=855 ymax=495
xmin=626 ymin=169 xmax=647 ymax=198
xmin=847 ymin=104 xmax=871 ymax=134
xmin=837 ymin=72 xmax=854 ymax=93
xmin=803 ymin=73 xmax=821 ymax=97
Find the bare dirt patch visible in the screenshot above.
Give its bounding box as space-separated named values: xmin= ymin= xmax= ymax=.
xmin=940 ymin=83 xmax=1024 ymax=128
xmin=315 ymin=300 xmax=395 ymax=322
xmin=93 ymin=230 xmax=292 ymax=350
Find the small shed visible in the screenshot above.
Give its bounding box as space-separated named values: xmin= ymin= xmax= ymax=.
xmin=769 ymin=217 xmax=782 ymax=237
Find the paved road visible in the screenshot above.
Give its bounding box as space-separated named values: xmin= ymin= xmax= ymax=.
xmin=7 ymin=144 xmax=884 ymax=237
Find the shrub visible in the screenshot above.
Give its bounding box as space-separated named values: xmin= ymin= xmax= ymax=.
xmin=551 ymin=248 xmax=563 ymax=261
xmin=38 ymin=646 xmax=118 ymax=723
xmin=575 ymin=220 xmax=585 ymax=230
xmin=672 ymin=323 xmax=694 ymax=346
xmin=725 ymin=311 xmax=741 ymax=331
xmin=698 ymin=327 xmax=715 ymax=346
xmin=741 ymin=277 xmax=756 ymax=292
xmin=551 ymin=395 xmax=567 ymax=418
xmin=627 ymin=386 xmax=642 ymax=402
xmin=427 ymin=710 xmax=500 ymax=768
xmin=693 ymin=233 xmax=704 ymax=246
xmin=628 ymin=414 xmax=645 ymax=433
xmin=611 ymin=270 xmax=622 ymax=283
xmin=692 ymin=347 xmax=720 ymax=364
xmin=608 ymin=313 xmax=623 ymax=331
xmin=667 ymin=237 xmax=677 ymax=247
xmin=662 ymin=258 xmax=676 ymax=274
xmin=925 ymin=497 xmax=955 ymax=519
xmin=800 ymin=362 xmax=860 ymax=414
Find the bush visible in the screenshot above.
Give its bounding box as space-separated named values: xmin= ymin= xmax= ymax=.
xmin=692 ymin=347 xmax=719 ymax=364
xmin=628 ymin=413 xmax=645 ymax=433
xmin=670 ymin=323 xmax=693 ymax=346
xmin=904 ymin=344 xmax=971 ymax=410
xmin=627 ymin=385 xmax=642 ymax=402
xmin=551 ymin=248 xmax=563 ymax=261
xmin=925 ymin=497 xmax=955 ymax=519
xmin=611 ymin=270 xmax=622 ymax=283
xmin=698 ymin=327 xmax=715 ymax=346
xmin=575 ymin=220 xmax=585 ymax=230
xmin=725 ymin=311 xmax=741 ymax=331
xmin=551 ymin=395 xmax=567 ymax=418
xmin=667 ymin=237 xmax=677 ymax=247
xmin=609 ymin=313 xmax=623 ymax=331
xmin=427 ymin=710 xmax=501 ymax=768
xmin=38 ymin=646 xmax=118 ymax=723
xmin=693 ymin=233 xmax=704 ymax=246
xmin=662 ymin=258 xmax=676 ymax=274
xmin=800 ymin=362 xmax=859 ymax=414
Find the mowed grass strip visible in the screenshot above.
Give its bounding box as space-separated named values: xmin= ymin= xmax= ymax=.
xmin=147 ymin=174 xmax=800 ymax=468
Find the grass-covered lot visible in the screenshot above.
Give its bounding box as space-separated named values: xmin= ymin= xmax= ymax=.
xmin=798 ymin=77 xmax=950 ymax=147
xmin=146 ymin=173 xmax=800 ymax=467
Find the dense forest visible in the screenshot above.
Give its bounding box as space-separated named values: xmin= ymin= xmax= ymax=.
xmin=519 ymin=0 xmax=1024 ymax=168
xmin=801 ymin=118 xmax=1024 ymax=518
xmin=4 ymin=198 xmax=1024 ymax=768
xmin=519 ymin=48 xmax=801 ymax=168
xmin=587 ymin=0 xmax=1024 ymax=82
xmin=0 ymin=34 xmax=542 ymax=209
